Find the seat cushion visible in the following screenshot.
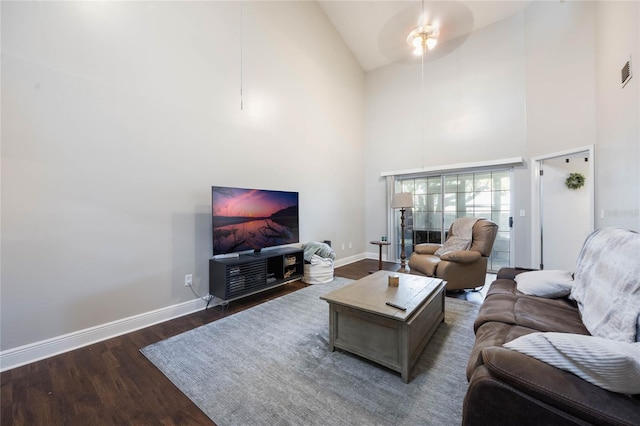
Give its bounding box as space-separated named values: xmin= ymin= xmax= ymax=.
xmin=468 ymin=279 xmax=590 ymax=379
xmin=475 ymin=287 xmax=588 ymax=335
xmin=467 ymin=322 xmax=534 ymax=379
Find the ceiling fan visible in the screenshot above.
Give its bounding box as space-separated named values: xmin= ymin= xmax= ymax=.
xmin=377 ymin=0 xmax=474 ymax=65
xmin=406 ymin=0 xmax=440 ymax=56
xmin=407 ymin=24 xmax=440 ymax=55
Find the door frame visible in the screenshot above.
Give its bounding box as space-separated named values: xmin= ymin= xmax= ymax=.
xmin=531 ymin=145 xmax=595 ymax=269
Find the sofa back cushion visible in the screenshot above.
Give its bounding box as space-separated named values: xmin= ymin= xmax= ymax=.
xmin=571 ymin=228 xmax=640 ymax=343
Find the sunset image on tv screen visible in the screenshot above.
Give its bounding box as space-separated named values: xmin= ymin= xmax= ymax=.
xmin=212 ymin=186 xmax=299 ymax=255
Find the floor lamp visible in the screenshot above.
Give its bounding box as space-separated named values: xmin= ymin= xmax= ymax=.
xmin=391 ymin=193 xmax=414 ymax=272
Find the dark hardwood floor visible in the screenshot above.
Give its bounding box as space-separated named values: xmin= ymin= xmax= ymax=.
xmin=0 ymin=259 xmax=488 ymax=425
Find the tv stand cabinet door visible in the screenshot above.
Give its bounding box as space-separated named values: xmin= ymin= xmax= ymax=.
xmin=209 ymin=258 xmax=266 ymax=300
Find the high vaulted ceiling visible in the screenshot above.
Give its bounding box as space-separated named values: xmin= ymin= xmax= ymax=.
xmin=318 ymin=1 xmax=534 ymax=71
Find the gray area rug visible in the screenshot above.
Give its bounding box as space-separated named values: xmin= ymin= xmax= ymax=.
xmin=141 ymin=278 xmax=480 ymax=426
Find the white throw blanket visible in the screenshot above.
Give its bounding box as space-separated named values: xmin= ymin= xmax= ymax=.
xmin=570 ymin=228 xmax=640 ymax=343
xmin=435 ymin=217 xmax=482 ymax=256
xmin=302 ymin=241 xmax=335 ymax=262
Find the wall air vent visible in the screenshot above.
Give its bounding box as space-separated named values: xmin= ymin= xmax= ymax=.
xmin=621 ymin=57 xmax=632 ymax=88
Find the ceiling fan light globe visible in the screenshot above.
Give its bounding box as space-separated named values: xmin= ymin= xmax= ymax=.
xmin=407 ymin=23 xmax=439 ymax=54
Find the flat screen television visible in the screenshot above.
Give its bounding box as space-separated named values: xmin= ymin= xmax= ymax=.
xmin=211 ymin=186 xmax=299 ymax=256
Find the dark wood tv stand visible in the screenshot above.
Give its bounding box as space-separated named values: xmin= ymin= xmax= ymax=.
xmin=209 ymin=247 xmax=304 ymax=302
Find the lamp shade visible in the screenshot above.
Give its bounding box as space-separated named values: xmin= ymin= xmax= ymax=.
xmin=391 ymin=192 xmax=414 ymax=209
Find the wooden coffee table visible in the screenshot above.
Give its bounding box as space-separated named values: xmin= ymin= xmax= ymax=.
xmin=320 ymin=271 xmax=445 ymax=383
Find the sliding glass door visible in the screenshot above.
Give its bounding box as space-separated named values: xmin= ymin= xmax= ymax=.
xmin=395 ymin=169 xmax=512 ymax=272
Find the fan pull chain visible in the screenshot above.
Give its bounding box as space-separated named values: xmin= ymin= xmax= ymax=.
xmin=240 ymin=1 xmax=244 ymax=111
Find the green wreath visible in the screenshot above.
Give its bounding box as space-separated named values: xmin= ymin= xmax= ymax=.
xmin=565 ymin=172 xmax=585 ymax=190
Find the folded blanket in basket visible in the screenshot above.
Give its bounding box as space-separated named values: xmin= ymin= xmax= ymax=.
xmin=302 ymin=241 xmax=335 ymax=262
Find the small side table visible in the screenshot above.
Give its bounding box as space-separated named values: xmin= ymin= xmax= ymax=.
xmin=370 ymin=240 xmax=391 ymax=271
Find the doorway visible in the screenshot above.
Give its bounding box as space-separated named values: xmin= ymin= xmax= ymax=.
xmin=532 ymin=147 xmax=594 ymax=270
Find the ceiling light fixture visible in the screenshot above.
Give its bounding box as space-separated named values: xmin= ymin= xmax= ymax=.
xmin=407 ymin=24 xmax=439 ymax=56
xmin=407 ymin=0 xmax=439 ymax=56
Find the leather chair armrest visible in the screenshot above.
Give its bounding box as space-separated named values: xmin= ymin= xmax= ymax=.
xmin=480 ymin=347 xmax=640 ymax=425
xmin=414 ymin=243 xmax=441 ymax=255
xmin=439 ymin=250 xmax=481 ymax=263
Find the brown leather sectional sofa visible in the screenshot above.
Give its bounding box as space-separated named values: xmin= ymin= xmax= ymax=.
xmin=462 ymin=267 xmax=640 ymax=425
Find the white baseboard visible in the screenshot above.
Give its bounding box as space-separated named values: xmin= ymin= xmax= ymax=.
xmin=335 ymin=252 xmax=400 ymax=266
xmin=0 ymin=297 xmax=209 ymax=372
xmin=0 ymin=252 xmax=385 ymax=372
xmin=366 ymin=251 xmax=404 ymax=264
xmin=334 ymin=252 xmax=367 ymax=267
xmin=365 ymin=251 xmax=386 ymax=261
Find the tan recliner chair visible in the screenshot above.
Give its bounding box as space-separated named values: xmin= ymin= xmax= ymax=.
xmin=408 ymin=218 xmax=498 ymax=291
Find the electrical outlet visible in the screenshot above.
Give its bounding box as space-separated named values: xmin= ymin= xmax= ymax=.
xmin=341 ymin=243 xmax=345 ymax=250
xmin=348 ymin=242 xmax=352 ymax=249
xmin=185 ymin=274 xmax=193 ymax=287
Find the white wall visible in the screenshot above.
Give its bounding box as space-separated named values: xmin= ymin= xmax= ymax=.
xmin=365 ymin=13 xmax=527 ymax=261
xmin=524 ymin=1 xmax=597 ymax=158
xmin=595 ymin=1 xmax=640 ymax=231
xmin=0 ymin=1 xmax=365 ymax=352
xmin=364 ymin=1 xmax=639 ymax=269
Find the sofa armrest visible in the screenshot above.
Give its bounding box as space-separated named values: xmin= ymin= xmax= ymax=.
xmin=496 ymin=267 xmax=537 ymax=280
xmin=414 ymin=243 xmax=441 ymax=255
xmin=480 ymin=347 xmax=640 ymax=425
xmin=439 ymin=250 xmax=481 ymax=263
xmin=464 ymin=366 xmax=591 ymax=426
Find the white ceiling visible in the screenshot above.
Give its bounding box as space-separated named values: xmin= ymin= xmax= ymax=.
xmin=318 ymin=1 xmax=534 ymax=71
